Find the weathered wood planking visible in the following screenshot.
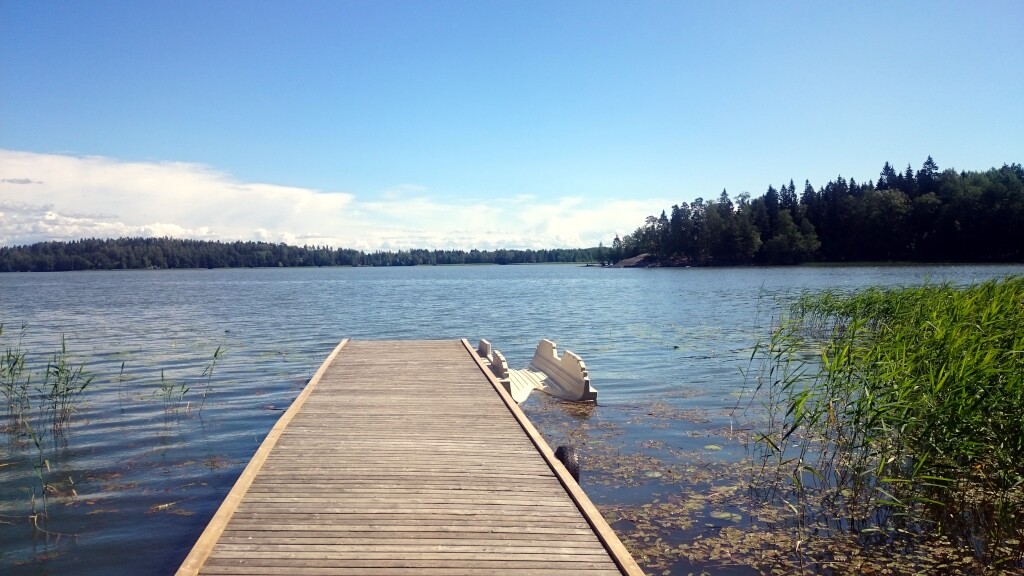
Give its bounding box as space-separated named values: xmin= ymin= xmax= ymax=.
xmin=177 ymin=339 xmax=643 ymax=576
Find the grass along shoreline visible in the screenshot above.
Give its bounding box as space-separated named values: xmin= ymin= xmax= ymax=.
xmin=750 ymin=277 xmax=1024 ymax=570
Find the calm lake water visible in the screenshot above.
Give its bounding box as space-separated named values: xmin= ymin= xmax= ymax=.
xmin=2 ymin=264 xmax=1022 ymax=575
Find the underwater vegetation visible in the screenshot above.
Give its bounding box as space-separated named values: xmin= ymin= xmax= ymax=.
xmin=528 ymin=277 xmax=1023 ymax=574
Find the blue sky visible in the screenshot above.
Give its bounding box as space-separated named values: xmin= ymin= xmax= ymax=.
xmin=2 ymin=1 xmax=1022 ymax=250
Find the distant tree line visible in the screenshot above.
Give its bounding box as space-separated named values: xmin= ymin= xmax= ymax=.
xmin=613 ymin=158 xmax=1024 ymax=265
xmin=4 ymin=157 xmax=1020 ymax=272
xmin=0 ymin=237 xmax=603 ymax=272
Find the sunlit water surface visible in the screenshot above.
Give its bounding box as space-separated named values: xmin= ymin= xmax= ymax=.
xmin=1 ymin=264 xmax=1020 ymax=574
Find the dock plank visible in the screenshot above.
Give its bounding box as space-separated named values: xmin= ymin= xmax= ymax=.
xmin=177 ymin=339 xmax=642 ymax=575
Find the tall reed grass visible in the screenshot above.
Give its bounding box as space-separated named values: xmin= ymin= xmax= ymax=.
xmin=2 ymin=326 xmax=226 ymax=545
xmin=752 ymin=276 xmax=1023 ymax=567
xmin=2 ymin=326 xmax=92 ymax=536
xmin=43 ymin=336 xmax=93 ymax=431
xmin=1 ymin=324 xmax=32 ymax=434
xmin=2 ymin=326 xmax=93 ymax=434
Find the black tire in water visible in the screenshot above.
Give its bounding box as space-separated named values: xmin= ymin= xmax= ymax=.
xmin=554 ymin=445 xmax=580 ymax=482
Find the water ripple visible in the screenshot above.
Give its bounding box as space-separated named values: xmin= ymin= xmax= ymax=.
xmin=1 ymin=263 xmax=1021 ymax=574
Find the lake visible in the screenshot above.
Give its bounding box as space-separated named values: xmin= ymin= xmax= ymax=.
xmin=2 ymin=263 xmax=1021 ymax=574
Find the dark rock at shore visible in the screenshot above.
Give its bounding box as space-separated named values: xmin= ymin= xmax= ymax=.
xmin=612 ymin=254 xmax=694 ymax=268
xmin=612 ymin=253 xmax=655 ymax=268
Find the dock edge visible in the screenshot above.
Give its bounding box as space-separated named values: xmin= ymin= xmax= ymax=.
xmin=460 ymin=338 xmax=645 ymax=575
xmin=175 ymin=338 xmax=351 ymax=576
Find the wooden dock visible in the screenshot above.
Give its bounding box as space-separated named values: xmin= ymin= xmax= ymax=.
xmin=177 ymin=339 xmax=643 ymax=575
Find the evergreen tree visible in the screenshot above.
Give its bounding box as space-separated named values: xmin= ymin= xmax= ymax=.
xmin=878 ymin=162 xmax=898 ymax=190
xmin=916 ymin=155 xmax=940 ymax=196
xmin=900 ymin=164 xmax=918 ymax=196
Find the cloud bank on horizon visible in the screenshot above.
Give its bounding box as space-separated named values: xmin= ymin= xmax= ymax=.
xmin=0 ymin=149 xmax=662 ymax=251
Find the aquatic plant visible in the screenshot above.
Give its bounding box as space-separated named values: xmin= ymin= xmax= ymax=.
xmin=152 ymin=347 xmax=224 ymax=415
xmin=0 ymin=327 xmax=90 ymax=541
xmin=1 ymin=323 xmax=32 ymax=434
xmin=23 ymin=418 xmax=50 ymax=519
xmin=115 ymin=361 xmax=126 ymax=411
xmin=156 ymin=368 xmax=188 ymax=411
xmin=196 ymin=346 xmax=223 ymax=417
xmin=751 ymin=276 xmax=1024 ymax=568
xmin=3 ymin=327 xmax=93 ymax=436
xmin=41 ymin=336 xmax=94 ymax=432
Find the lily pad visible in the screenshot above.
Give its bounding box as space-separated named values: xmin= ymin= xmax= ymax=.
xmin=704 ymin=444 xmax=723 ymax=451
xmin=709 ymin=510 xmax=742 ymax=522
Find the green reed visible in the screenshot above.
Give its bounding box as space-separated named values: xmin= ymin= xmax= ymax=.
xmin=42 ymin=336 xmax=93 ymax=432
xmin=1 ymin=326 xmax=91 ymax=537
xmin=1 ymin=324 xmax=31 ymax=431
xmin=156 ymin=368 xmax=189 ymax=412
xmin=3 ymin=326 xmax=93 ymax=435
xmin=155 ymin=347 xmax=225 ymax=414
xmin=196 ymin=346 xmax=223 ymax=417
xmin=2 ymin=328 xmax=228 ymax=547
xmin=751 ymin=276 xmax=1024 ymax=567
xmin=23 ymin=418 xmax=51 ymax=522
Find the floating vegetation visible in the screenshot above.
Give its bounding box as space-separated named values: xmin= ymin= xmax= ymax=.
xmin=594 ymin=443 xmax=1003 ymax=575
xmin=677 ymin=525 xmax=992 ymax=575
xmin=590 ymin=451 xmax=687 ymax=487
xmin=526 ymin=301 xmax=1023 ymax=576
xmin=147 ymin=498 xmax=192 ymax=514
xmin=202 ymin=455 xmax=230 ymax=470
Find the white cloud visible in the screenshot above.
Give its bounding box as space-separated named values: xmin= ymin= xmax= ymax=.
xmin=0 ymin=149 xmax=666 ymax=250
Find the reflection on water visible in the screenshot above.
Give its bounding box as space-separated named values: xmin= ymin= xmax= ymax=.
xmin=1 ymin=264 xmax=1020 ymax=574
